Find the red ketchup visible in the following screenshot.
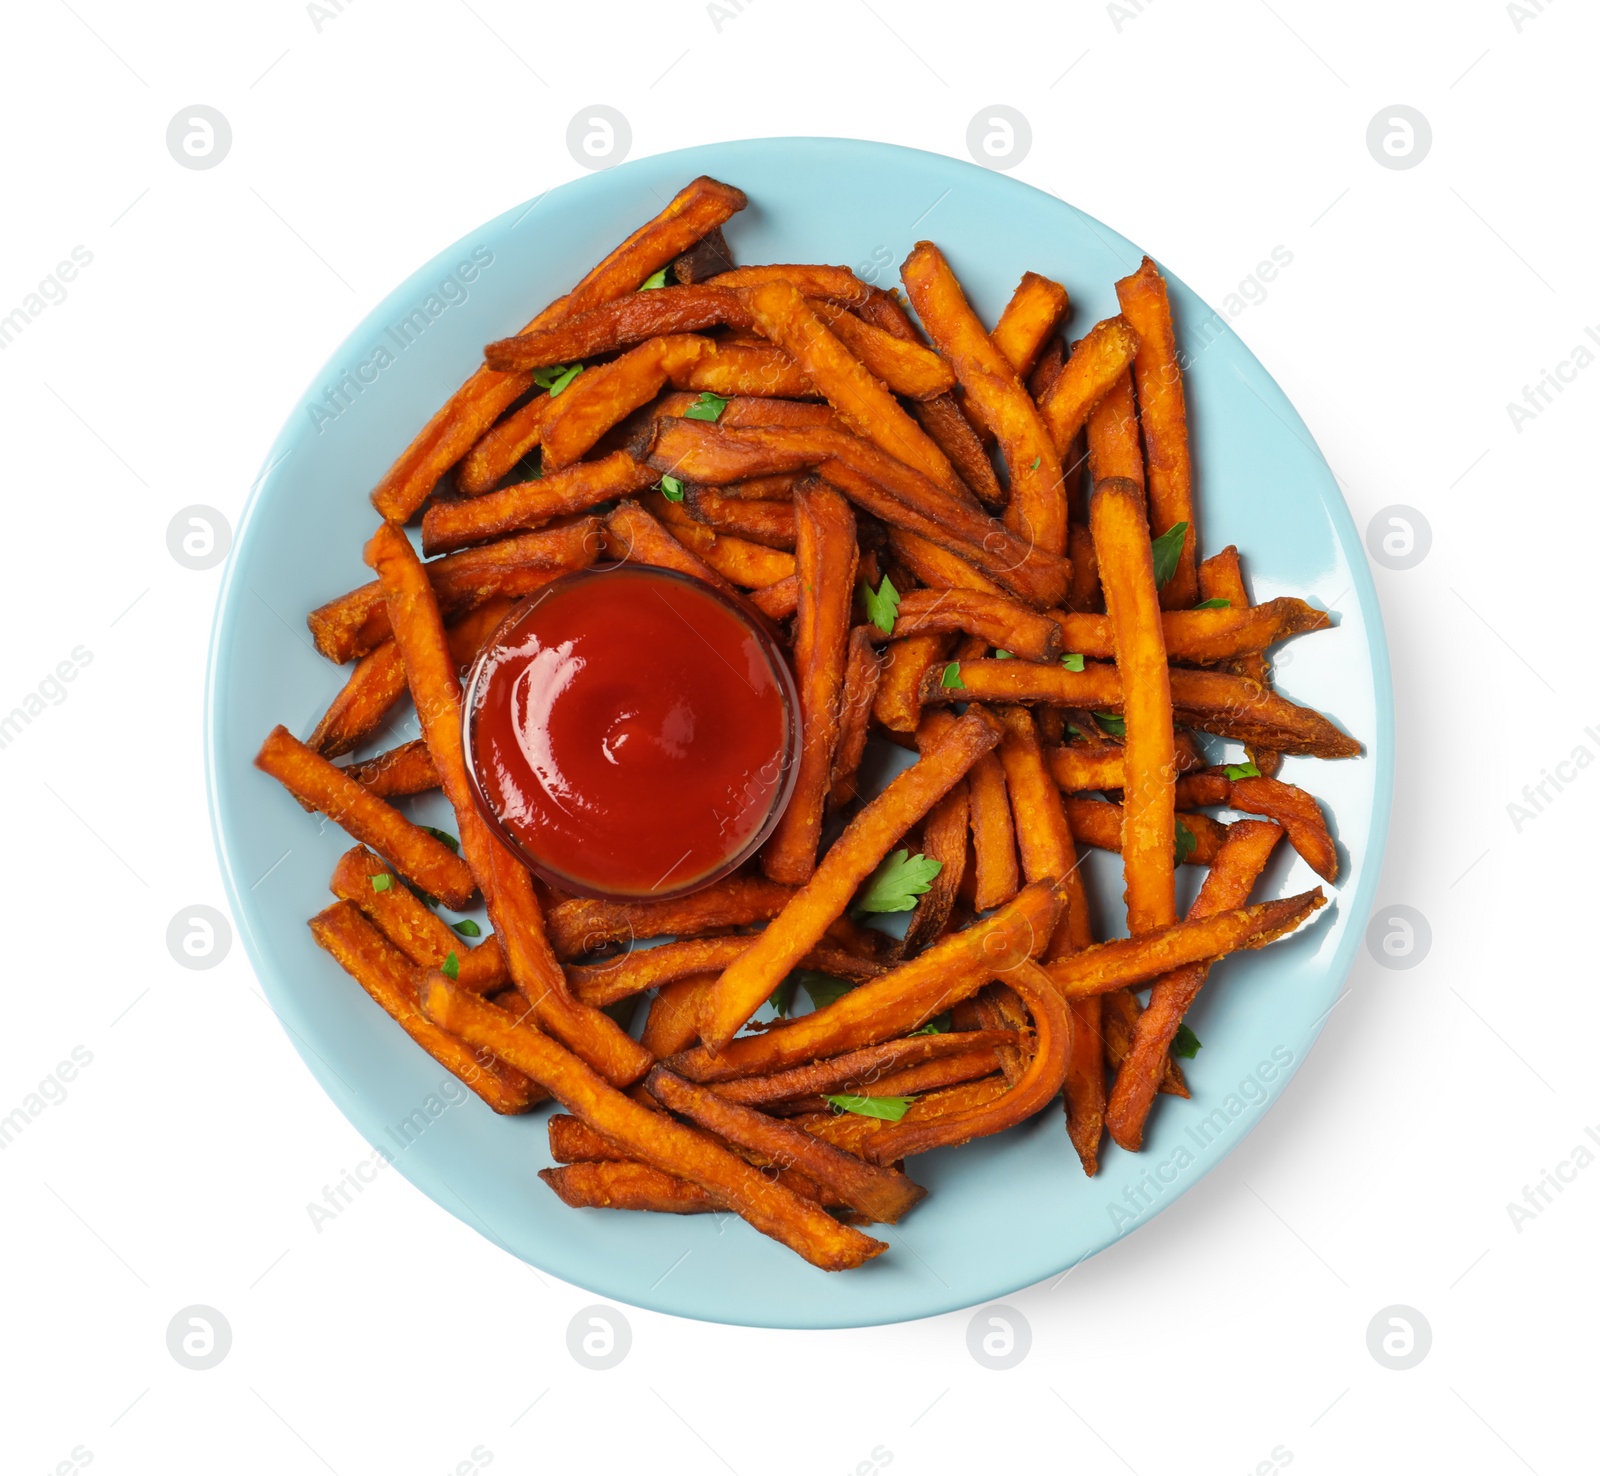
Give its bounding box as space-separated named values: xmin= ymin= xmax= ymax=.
xmin=463 ymin=565 xmax=798 ymax=900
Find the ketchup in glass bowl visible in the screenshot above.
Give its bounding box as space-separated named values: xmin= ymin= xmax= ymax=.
xmin=462 ymin=565 xmax=799 ymax=900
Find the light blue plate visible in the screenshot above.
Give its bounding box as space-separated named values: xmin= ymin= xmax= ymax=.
xmin=206 ymin=138 xmax=1391 ymax=1329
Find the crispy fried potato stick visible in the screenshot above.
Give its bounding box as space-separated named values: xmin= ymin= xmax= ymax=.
xmin=669 ymin=879 xmax=1064 ymax=1081
xmin=419 ymin=975 xmax=886 ymax=1270
xmin=763 ymin=481 xmax=857 ymax=884
xmin=740 ymin=279 xmax=965 ymax=499
xmin=541 ymin=336 xmax=710 ymax=471
xmin=544 ymin=875 xmax=797 ymax=958
xmin=639 ymin=972 xmax=719 ymax=1058
xmin=1105 ymin=819 xmax=1285 ymax=1149
xmin=827 ymin=627 xmax=883 ymax=810
xmin=805 ymin=298 xmax=956 ymax=399
xmin=255 ymin=726 xmax=478 ymax=908
xmin=1050 ymin=598 xmax=1330 ymax=665
xmin=420 ymin=451 xmax=656 ymax=554
xmin=861 ymin=959 xmax=1070 ymax=1162
xmin=699 ymin=712 xmax=1003 ymax=1047
xmin=484 ymin=286 xmax=751 ymax=370
xmin=1116 ymin=256 xmax=1198 ymax=607
xmin=309 ymin=597 xmax=515 ymax=757
xmin=330 ymin=845 xmax=508 ymax=993
xmin=886 ymin=527 xmax=1005 ymax=597
xmin=309 ymin=902 xmax=535 ymax=1112
xmin=1092 ymin=474 xmax=1176 ymax=933
xmin=669 ymin=341 xmax=816 ymax=399
xmin=710 ymin=1031 xmax=1015 ymax=1106
xmin=1038 ymin=316 xmax=1140 ymax=455
xmin=643 ymin=494 xmax=798 ymax=588
xmin=902 ymin=761 xmax=968 ymax=954
xmin=793 ymin=1077 xmax=1012 ymax=1155
xmin=340 ymin=738 xmax=441 ymax=800
xmin=872 ymin=632 xmax=952 ymax=735
xmin=1064 ymin=796 xmax=1226 ymax=865
xmin=918 ymin=659 xmax=1361 ymax=758
xmin=600 ymin=500 xmax=743 ymax=603
xmin=646 ymin=1067 xmax=926 ymax=1223
xmin=1086 ymin=369 xmax=1144 ymax=491
xmin=1174 ymin=772 xmax=1338 ymax=882
xmin=365 ymin=522 xmax=651 ymax=1086
xmin=374 ymin=177 xmax=746 ymax=520
xmin=539 ymin=1161 xmax=718 ymax=1214
xmin=901 ymin=242 xmax=1067 ymax=556
xmin=1042 ymin=890 xmax=1324 ymax=999
xmin=1045 ymin=740 xmax=1205 ymax=794
xmin=566 ymin=937 xmax=881 ymax=1009
xmin=873 ymin=587 xmax=1063 ymax=663
xmin=991 ymin=271 xmax=1070 ymax=376
xmin=682 ymin=487 xmax=797 ymax=549
xmin=967 ymin=742 xmax=1021 ymax=911
xmin=1199 ymin=544 xmax=1282 ymax=777
xmin=706 ymin=263 xmax=875 ymax=306
xmin=749 ymin=575 xmax=799 ymax=621
xmin=309 ymin=521 xmax=600 ymax=664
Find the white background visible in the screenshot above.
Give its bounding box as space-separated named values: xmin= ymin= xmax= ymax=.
xmin=1 ymin=1 xmax=1594 ymax=1471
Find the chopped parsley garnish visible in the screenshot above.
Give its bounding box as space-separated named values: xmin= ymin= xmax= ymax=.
xmin=862 ymin=575 xmax=900 ymax=635
xmin=1223 ymin=759 xmax=1261 ymax=781
xmin=1061 ymin=652 xmax=1085 ymax=672
xmin=532 ymin=362 xmax=584 ymax=396
xmin=441 ymin=951 xmax=460 ymax=981
xmin=658 ymin=474 xmax=685 ymax=502
xmin=451 ymin=919 xmax=482 ymax=937
xmin=639 ymin=268 xmax=668 ymax=290
xmin=1094 ymin=711 xmax=1126 ymax=738
xmin=856 ymin=850 xmax=943 ymax=913
xmin=940 ymin=661 xmax=964 ymax=689
xmin=1193 ymin=597 xmax=1230 ymax=610
xmin=1174 ymin=818 xmax=1196 ymax=866
xmin=420 ymin=825 xmax=460 ymax=853
xmin=824 ymin=1094 xmax=912 ymax=1121
xmin=370 ymin=873 xmax=393 ymax=893
xmin=683 ymin=391 xmax=729 ymax=422
xmin=1172 ymin=1023 xmax=1202 ymax=1059
xmin=1150 ymin=520 xmax=1190 ymax=587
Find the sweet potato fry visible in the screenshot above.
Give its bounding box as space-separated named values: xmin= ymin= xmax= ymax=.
xmin=638 ymin=972 xmax=718 ymax=1058
xmin=710 ymin=1031 xmax=1015 ymax=1105
xmin=900 ymin=242 xmax=1067 ymax=556
xmin=699 ymin=710 xmax=1003 ymax=1047
xmin=308 ymin=520 xmax=601 ymax=664
xmin=1045 ymin=740 xmax=1204 ymax=794
xmin=740 ymin=278 xmax=966 ymax=500
xmin=309 ymin=596 xmax=515 ymax=758
xmin=255 ymin=726 xmax=477 ymax=908
xmin=805 ymin=299 xmax=956 ymax=400
xmin=1064 ymin=796 xmax=1226 ymax=865
xmin=991 ymin=271 xmax=1070 ymax=376
xmin=794 ymin=1077 xmax=1012 ymax=1155
xmin=1087 ymin=371 xmax=1144 ymax=499
xmin=1039 ymin=317 xmax=1140 ymax=455
xmin=544 ymin=875 xmax=797 ymax=958
xmin=872 ymin=632 xmax=950 ymax=735
xmin=1042 ymin=889 xmax=1324 ymax=999
xmin=1174 ymin=773 xmax=1339 ymax=882
xmin=706 ymin=263 xmax=875 ymax=307
xmin=1116 ymin=257 xmax=1197 ymax=607
xmin=967 ymin=744 xmax=1020 ymax=911
xmin=683 ymin=487 xmax=797 ymax=549
xmin=483 ymin=286 xmax=749 ymax=371
xmin=886 ymin=528 xmax=1004 ymax=597
xmin=861 ymin=959 xmax=1070 ymax=1162
xmin=1105 ymin=819 xmax=1285 ymax=1150
xmin=710 ymin=474 xmax=801 ymax=501
xmin=1199 ymin=545 xmax=1283 ymax=776
xmin=764 ymin=482 xmax=857 ymax=884
xmin=365 ymin=521 xmax=651 ymax=1086
xmin=918 ymin=659 xmax=1361 ymax=757
xmin=853 ymin=1048 xmax=1004 ymax=1100
xmin=420 ymin=450 xmax=656 ymax=555
xmin=1050 ymin=598 xmax=1331 ymax=665
xmin=645 ymin=418 xmax=1069 ymax=608
xmin=548 ymin=1113 xmax=630 ymax=1162
xmin=646 ymin=1067 xmax=926 ymax=1223
xmin=456 ymin=392 xmax=556 ymax=496
xmin=902 ymin=741 xmax=968 ymax=952
xmin=340 ymin=738 xmax=440 ymax=801
xmin=330 ymin=846 xmax=507 ymax=993
xmin=672 ymin=224 xmax=734 ymax=284
xmin=749 ymin=576 xmax=799 ymax=621
xmin=911 ymin=395 xmax=1006 ymax=507
xmin=643 ymin=496 xmax=798 ymax=588
xmin=567 ymin=936 xmax=882 ymax=1009
xmin=1027 ymin=336 xmax=1065 ymax=399
xmin=827 ymin=627 xmax=883 ymax=810
xmin=419 ymin=975 xmax=885 ymax=1270
xmin=542 ymin=336 xmax=710 ymax=471
xmin=1099 ymin=988 xmax=1188 ymax=1098
xmin=872 ymin=587 xmax=1063 ymax=663
xmin=1092 ymin=474 xmax=1176 ymax=933
xmin=601 ymin=500 xmax=743 ymax=602
xmin=309 ymin=902 xmax=535 ymax=1112
xmin=539 ymin=1161 xmax=717 ymax=1214
xmin=670 ymin=879 xmax=1064 ymax=1082
xmin=669 ymin=342 xmax=816 ymax=398
xmin=1065 ymin=522 xmax=1101 ymax=613
xmin=374 ymin=176 xmax=746 ymax=520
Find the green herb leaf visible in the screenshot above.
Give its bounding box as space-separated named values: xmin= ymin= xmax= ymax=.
xmin=824 ymin=1094 xmax=912 ymax=1121
xmin=1066 ymin=723 xmax=1086 ymax=739
xmin=1061 ymin=652 xmax=1085 ymax=672
xmin=1030 ymin=456 xmax=1040 ymax=470
xmin=1174 ymin=818 xmax=1196 ymax=866
xmin=683 ymin=391 xmax=729 ymax=422
xmin=658 ymin=474 xmax=685 ymax=502
xmin=767 ymin=977 xmax=796 ymax=1017
xmin=940 ymin=661 xmax=964 ymax=689
xmin=1223 ymin=759 xmax=1261 ymax=781
xmin=441 ymin=951 xmax=460 ymax=981
xmin=1150 ymin=520 xmax=1190 ymax=587
xmin=370 ymin=873 xmax=393 ymax=893
xmin=639 ymin=268 xmax=668 ymax=290
xmin=533 ymin=362 xmax=584 ymax=395
xmin=1172 ymin=1022 xmax=1202 ymax=1059
xmin=1192 ymin=597 xmax=1231 ymax=610
xmin=451 ymin=919 xmax=482 ymax=937
xmin=420 ymin=825 xmax=460 ymax=853
xmin=1094 ymin=711 xmax=1126 ymax=738
xmin=911 ymin=1011 xmax=953 ymax=1036
xmin=796 ymin=970 xmax=856 ymax=1011
xmin=856 ymin=849 xmax=943 ymax=913
xmin=861 ymin=574 xmax=900 ymax=635
xmin=993 ymin=649 xmax=1013 ymax=660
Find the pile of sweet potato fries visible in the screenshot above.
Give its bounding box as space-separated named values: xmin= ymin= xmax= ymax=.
xmin=254 ymin=177 xmax=1357 ymax=1271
